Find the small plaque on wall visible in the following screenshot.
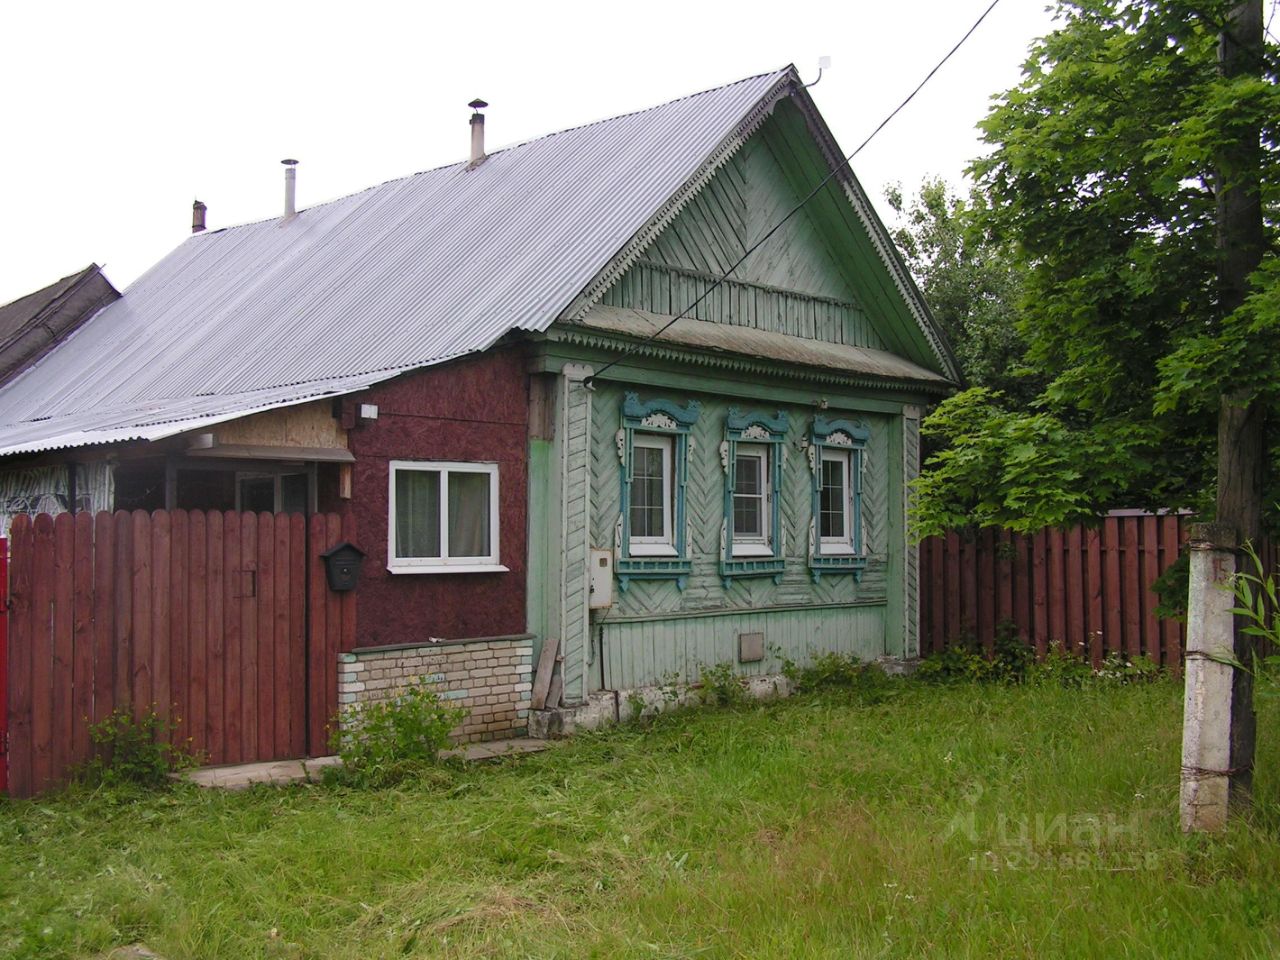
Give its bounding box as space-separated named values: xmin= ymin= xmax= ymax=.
xmin=738 ymin=632 xmax=765 ymax=663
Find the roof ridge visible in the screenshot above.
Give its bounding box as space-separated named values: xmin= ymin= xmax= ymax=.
xmin=184 ymin=66 xmax=797 ymax=240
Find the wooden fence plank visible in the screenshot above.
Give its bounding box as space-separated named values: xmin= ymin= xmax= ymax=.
xmin=325 ymin=513 xmax=344 ymax=742
xmin=945 ymin=530 xmax=962 ymax=644
xmin=31 ymin=514 xmax=55 ymax=792
xmin=92 ymin=513 xmax=115 ymax=728
xmin=1065 ymin=525 xmax=1084 ymax=656
xmin=150 ymin=511 xmax=171 ymax=724
xmin=222 ymin=511 xmax=242 ymax=764
xmin=273 ymin=513 xmax=292 ymax=759
xmin=113 ymin=511 xmax=133 ymax=712
xmin=188 ymin=511 xmax=208 ymax=758
xmin=207 ymin=512 xmax=227 ymax=763
xmin=307 ymin=513 xmax=329 ymax=756
xmin=1014 ymin=533 xmax=1033 ymax=642
xmin=256 ymin=512 xmax=275 ymax=760
xmin=1141 ymin=516 xmax=1160 ymax=663
xmin=71 ymin=512 xmax=95 ymax=768
xmin=1032 ymin=530 xmax=1048 ymax=657
xmin=978 ymin=527 xmax=996 ymax=649
xmin=1122 ymin=518 xmax=1143 ymax=660
xmin=1103 ymin=516 xmax=1123 ymax=658
xmin=240 ymin=511 xmax=258 ymax=762
xmin=1086 ymin=526 xmax=1104 ymax=667
xmin=51 ymin=513 xmax=75 ymax=781
xmin=340 ymin=512 xmax=358 ymax=655
xmin=169 ymin=511 xmax=189 ymax=742
xmin=8 ymin=516 xmax=34 ymax=797
xmin=1162 ymin=515 xmax=1183 ymax=674
xmin=131 ymin=511 xmax=153 ymax=720
xmin=928 ymin=537 xmax=945 ymax=653
xmin=289 ymin=513 xmax=307 ymax=757
xmin=996 ymin=529 xmax=1014 ymax=628
xmin=1047 ymin=527 xmax=1066 ymax=649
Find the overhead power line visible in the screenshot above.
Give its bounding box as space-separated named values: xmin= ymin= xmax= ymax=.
xmin=583 ymin=0 xmax=1003 ymax=388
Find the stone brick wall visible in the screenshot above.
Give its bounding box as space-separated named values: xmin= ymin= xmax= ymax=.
xmin=337 ymin=635 xmax=533 ymax=743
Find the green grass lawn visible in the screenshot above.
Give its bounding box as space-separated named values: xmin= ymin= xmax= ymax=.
xmin=3 ymin=680 xmax=1279 ymax=959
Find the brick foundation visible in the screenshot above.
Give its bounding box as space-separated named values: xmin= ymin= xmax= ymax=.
xmin=337 ymin=634 xmax=533 ymax=743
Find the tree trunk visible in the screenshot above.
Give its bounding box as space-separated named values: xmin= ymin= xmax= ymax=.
xmin=1214 ymin=0 xmax=1266 ymax=807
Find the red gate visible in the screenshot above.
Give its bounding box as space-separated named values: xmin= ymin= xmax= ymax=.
xmin=3 ymin=511 xmax=354 ymax=798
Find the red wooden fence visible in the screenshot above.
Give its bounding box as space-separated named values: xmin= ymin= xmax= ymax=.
xmin=919 ymin=513 xmax=1190 ymax=672
xmin=4 ymin=510 xmax=354 ymax=798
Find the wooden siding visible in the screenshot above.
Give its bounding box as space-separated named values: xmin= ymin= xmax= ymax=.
xmin=601 ymin=604 xmax=886 ymax=691
xmin=203 ymin=398 xmax=348 ymax=450
xmin=587 ymin=381 xmax=895 ymax=681
xmin=559 ymin=375 xmax=593 ymax=704
xmin=601 ymin=125 xmax=885 ymax=349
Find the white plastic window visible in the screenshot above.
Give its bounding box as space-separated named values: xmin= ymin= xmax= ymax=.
xmin=388 ymin=461 xmax=504 ymax=573
xmin=629 ymin=434 xmax=676 ymax=557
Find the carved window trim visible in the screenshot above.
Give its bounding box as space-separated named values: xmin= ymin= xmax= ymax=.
xmin=807 ymin=416 xmax=870 ymax=582
xmin=720 ymin=408 xmax=788 ymax=587
xmin=615 ymin=392 xmax=701 ymax=590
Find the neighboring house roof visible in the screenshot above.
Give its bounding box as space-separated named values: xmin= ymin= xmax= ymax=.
xmin=0 ymin=265 xmax=119 ymax=389
xmin=0 ymin=66 xmax=955 ymax=458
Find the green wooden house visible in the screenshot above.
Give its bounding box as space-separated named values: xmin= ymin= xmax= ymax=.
xmin=524 ymin=67 xmax=958 ymax=727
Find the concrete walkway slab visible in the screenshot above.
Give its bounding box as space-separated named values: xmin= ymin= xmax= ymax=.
xmin=181 ymin=738 xmax=549 ymax=789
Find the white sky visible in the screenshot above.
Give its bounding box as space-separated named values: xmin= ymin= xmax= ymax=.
xmin=0 ymin=0 xmax=1058 ymax=307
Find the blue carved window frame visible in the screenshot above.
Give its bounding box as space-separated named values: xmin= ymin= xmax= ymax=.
xmin=615 ymin=392 xmax=700 ymax=591
xmin=808 ymin=415 xmax=870 ymax=582
xmin=719 ymin=408 xmax=788 ymax=587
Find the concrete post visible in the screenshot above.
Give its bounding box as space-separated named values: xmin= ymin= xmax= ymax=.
xmin=1180 ymin=522 xmax=1238 ymax=832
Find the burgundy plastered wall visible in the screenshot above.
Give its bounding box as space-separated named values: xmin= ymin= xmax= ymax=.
xmin=344 ymin=348 xmax=529 ymax=647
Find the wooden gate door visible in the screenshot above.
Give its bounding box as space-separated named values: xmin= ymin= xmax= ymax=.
xmin=3 ymin=510 xmax=353 ymax=798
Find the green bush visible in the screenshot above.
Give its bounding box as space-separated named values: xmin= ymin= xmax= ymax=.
xmin=331 ymin=679 xmax=466 ymax=787
xmin=81 ymin=706 xmax=197 ymax=789
xmin=698 ymin=661 xmax=749 ymax=707
xmin=916 ymin=621 xmax=1033 ymax=684
xmin=784 ymin=652 xmax=900 ymax=704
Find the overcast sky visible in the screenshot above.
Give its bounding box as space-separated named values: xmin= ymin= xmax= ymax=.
xmin=0 ymin=0 xmax=1058 ymax=307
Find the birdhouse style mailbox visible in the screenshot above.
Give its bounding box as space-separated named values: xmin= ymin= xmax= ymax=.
xmin=321 ymin=541 xmax=366 ymax=592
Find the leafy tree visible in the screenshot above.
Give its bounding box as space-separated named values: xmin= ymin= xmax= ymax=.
xmin=887 ymin=179 xmax=1035 ymax=403
xmin=911 ymin=0 xmax=1280 ymax=539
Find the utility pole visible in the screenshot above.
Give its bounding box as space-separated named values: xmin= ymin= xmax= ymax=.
xmin=1182 ymin=0 xmax=1267 ymax=831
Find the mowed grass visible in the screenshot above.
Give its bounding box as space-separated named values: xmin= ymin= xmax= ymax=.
xmin=3 ymin=680 xmax=1279 ymax=959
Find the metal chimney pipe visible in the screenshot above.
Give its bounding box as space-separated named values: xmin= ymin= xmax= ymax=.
xmin=468 ymin=99 xmax=488 ymax=169
xmin=282 ymin=158 xmax=298 ymax=216
xmin=192 ymin=200 xmax=207 ymax=234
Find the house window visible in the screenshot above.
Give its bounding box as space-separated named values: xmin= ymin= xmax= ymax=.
xmin=719 ymin=409 xmax=788 ymax=586
xmin=628 ymin=434 xmax=674 ymax=555
xmin=808 ymin=415 xmax=870 ymax=581
xmin=387 ymin=460 xmax=504 ymax=574
xmin=819 ymin=449 xmax=855 ymax=553
xmin=615 ymin=393 xmax=701 ymax=589
xmin=731 ymin=444 xmax=771 ymax=555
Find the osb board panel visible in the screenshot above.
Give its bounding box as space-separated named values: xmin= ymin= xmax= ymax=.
xmin=211 ymin=400 xmax=347 ymax=449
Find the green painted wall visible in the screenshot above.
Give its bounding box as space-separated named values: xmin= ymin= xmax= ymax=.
xmin=585 ymin=379 xmax=896 ymax=690
xmin=601 ymin=121 xmax=885 ymax=350
xmin=600 ymin=604 xmax=886 ymax=691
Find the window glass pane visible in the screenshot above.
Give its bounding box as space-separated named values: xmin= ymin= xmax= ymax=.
xmin=630 ymin=444 xmax=666 ymax=539
xmin=733 ymin=452 xmax=763 ymax=538
xmin=447 ymin=472 xmax=491 ymax=558
xmin=395 ymin=469 xmax=441 ymax=558
xmin=820 ymin=456 xmax=846 ymax=539
xmin=280 ymin=473 xmax=308 ymax=514
xmin=238 ymin=476 xmax=274 ymax=513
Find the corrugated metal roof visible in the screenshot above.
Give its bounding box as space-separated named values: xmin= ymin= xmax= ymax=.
xmin=577 ymin=305 xmax=951 ymax=388
xmin=0 ymin=69 xmax=794 ymax=456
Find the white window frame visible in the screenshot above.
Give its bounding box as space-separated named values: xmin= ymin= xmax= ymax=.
xmin=819 ymin=448 xmax=856 ymax=556
xmin=387 ymin=460 xmax=506 ymax=574
xmin=628 ymin=434 xmax=677 ymax=558
xmin=731 ymin=443 xmax=774 ymax=558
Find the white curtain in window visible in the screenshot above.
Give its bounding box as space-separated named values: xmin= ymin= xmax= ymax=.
xmin=448 ymin=472 xmax=490 ymax=558
xmin=395 ymin=470 xmax=441 ymax=557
